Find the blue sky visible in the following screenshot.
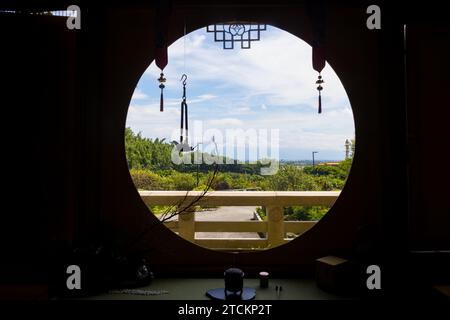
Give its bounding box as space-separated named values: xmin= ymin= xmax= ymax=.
xmin=126 ymin=25 xmax=354 ymax=161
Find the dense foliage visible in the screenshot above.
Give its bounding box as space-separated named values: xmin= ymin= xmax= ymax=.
xmin=125 ymin=127 xmax=353 ymax=221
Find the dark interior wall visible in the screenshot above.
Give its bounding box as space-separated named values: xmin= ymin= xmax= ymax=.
xmin=406 ymin=24 xmax=450 ymax=250
xmin=0 ymin=1 xmax=449 ymax=287
xmin=96 ymin=2 xmax=390 ymax=277
xmin=0 ymin=14 xmax=80 ymax=281
xmin=0 ymin=2 xmax=399 ymax=281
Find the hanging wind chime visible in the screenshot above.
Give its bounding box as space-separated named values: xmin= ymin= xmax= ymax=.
xmin=309 ymin=1 xmax=327 ymax=114
xmin=154 ymin=1 xmax=171 ymax=112
xmin=179 ymin=74 xmax=192 ymax=152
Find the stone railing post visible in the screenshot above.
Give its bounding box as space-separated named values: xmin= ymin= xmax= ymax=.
xmin=267 ymin=206 xmax=284 ymax=247
xmin=178 ymin=206 xmax=195 ymax=242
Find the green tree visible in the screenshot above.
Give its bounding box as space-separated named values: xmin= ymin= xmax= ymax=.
xmin=267 ymin=165 xmax=320 ymax=191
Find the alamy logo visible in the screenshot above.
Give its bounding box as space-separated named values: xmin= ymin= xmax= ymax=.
xmin=366 ymin=264 xmax=381 ymax=290
xmin=366 ymin=5 xmax=381 ymax=30
xmin=66 ymin=265 xmax=81 ymax=290
xmin=66 ymin=5 xmax=81 ymax=30
xmin=170 ymin=121 xmax=280 ymax=175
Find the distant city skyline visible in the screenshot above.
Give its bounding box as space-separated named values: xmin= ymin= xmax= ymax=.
xmin=126 ymin=25 xmax=355 ymax=161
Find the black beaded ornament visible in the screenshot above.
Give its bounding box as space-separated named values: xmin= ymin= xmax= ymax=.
xmin=158 ymin=73 xmax=166 ymax=112
xmin=315 ymin=74 xmax=324 ymax=114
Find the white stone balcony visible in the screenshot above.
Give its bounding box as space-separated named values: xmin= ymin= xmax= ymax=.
xmin=140 ymin=191 xmax=340 ymax=251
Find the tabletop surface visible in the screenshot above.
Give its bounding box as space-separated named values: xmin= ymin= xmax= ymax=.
xmin=81 ymin=278 xmax=354 ymax=300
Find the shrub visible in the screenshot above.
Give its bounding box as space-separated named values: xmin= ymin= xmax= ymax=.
xmin=130 ymin=169 xmax=171 ymax=190
xmin=167 ymin=171 xmax=196 ymax=190
xmin=192 ymin=184 xmax=214 ymax=192
xmin=284 ymin=206 xmax=329 ymax=221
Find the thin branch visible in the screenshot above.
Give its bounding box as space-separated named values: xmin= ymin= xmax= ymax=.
xmin=125 ymin=140 xmax=222 ymax=255
xmin=125 ymin=163 xmax=219 ymax=254
xmin=159 ymin=165 xmax=218 ymax=223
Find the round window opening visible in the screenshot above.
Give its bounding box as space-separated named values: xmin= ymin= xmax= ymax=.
xmin=125 ymin=24 xmax=355 ymax=252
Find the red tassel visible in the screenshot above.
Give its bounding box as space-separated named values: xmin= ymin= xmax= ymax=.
xmin=318 ymin=93 xmax=322 ymax=114
xmin=154 ymin=1 xmax=170 ymax=71
xmin=312 ymin=46 xmax=326 ymax=74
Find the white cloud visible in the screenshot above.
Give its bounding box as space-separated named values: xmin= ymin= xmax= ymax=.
xmin=207 ymin=118 xmax=244 ymax=127
xmin=126 ymin=104 xmax=180 ymax=138
xmin=131 ymin=88 xmax=148 ymax=100
xmin=196 ymin=94 xmax=216 ymax=100
xmin=128 ymin=25 xmax=355 ymax=160
xmin=189 ymin=94 xmax=217 ymax=104
xmin=160 ymin=27 xmax=350 ymax=109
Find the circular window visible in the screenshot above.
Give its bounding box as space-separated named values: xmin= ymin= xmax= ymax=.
xmin=125 ymin=24 xmax=355 ymax=252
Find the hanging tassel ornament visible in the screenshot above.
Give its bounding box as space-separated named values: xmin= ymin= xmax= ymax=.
xmin=316 ymin=74 xmax=324 ymax=114
xmin=158 ymin=73 xmax=166 ymax=112
xmin=309 ymin=0 xmax=327 ymax=115
xmin=154 ymin=0 xmax=171 ymax=112
xmin=312 ymin=44 xmax=326 ymax=114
